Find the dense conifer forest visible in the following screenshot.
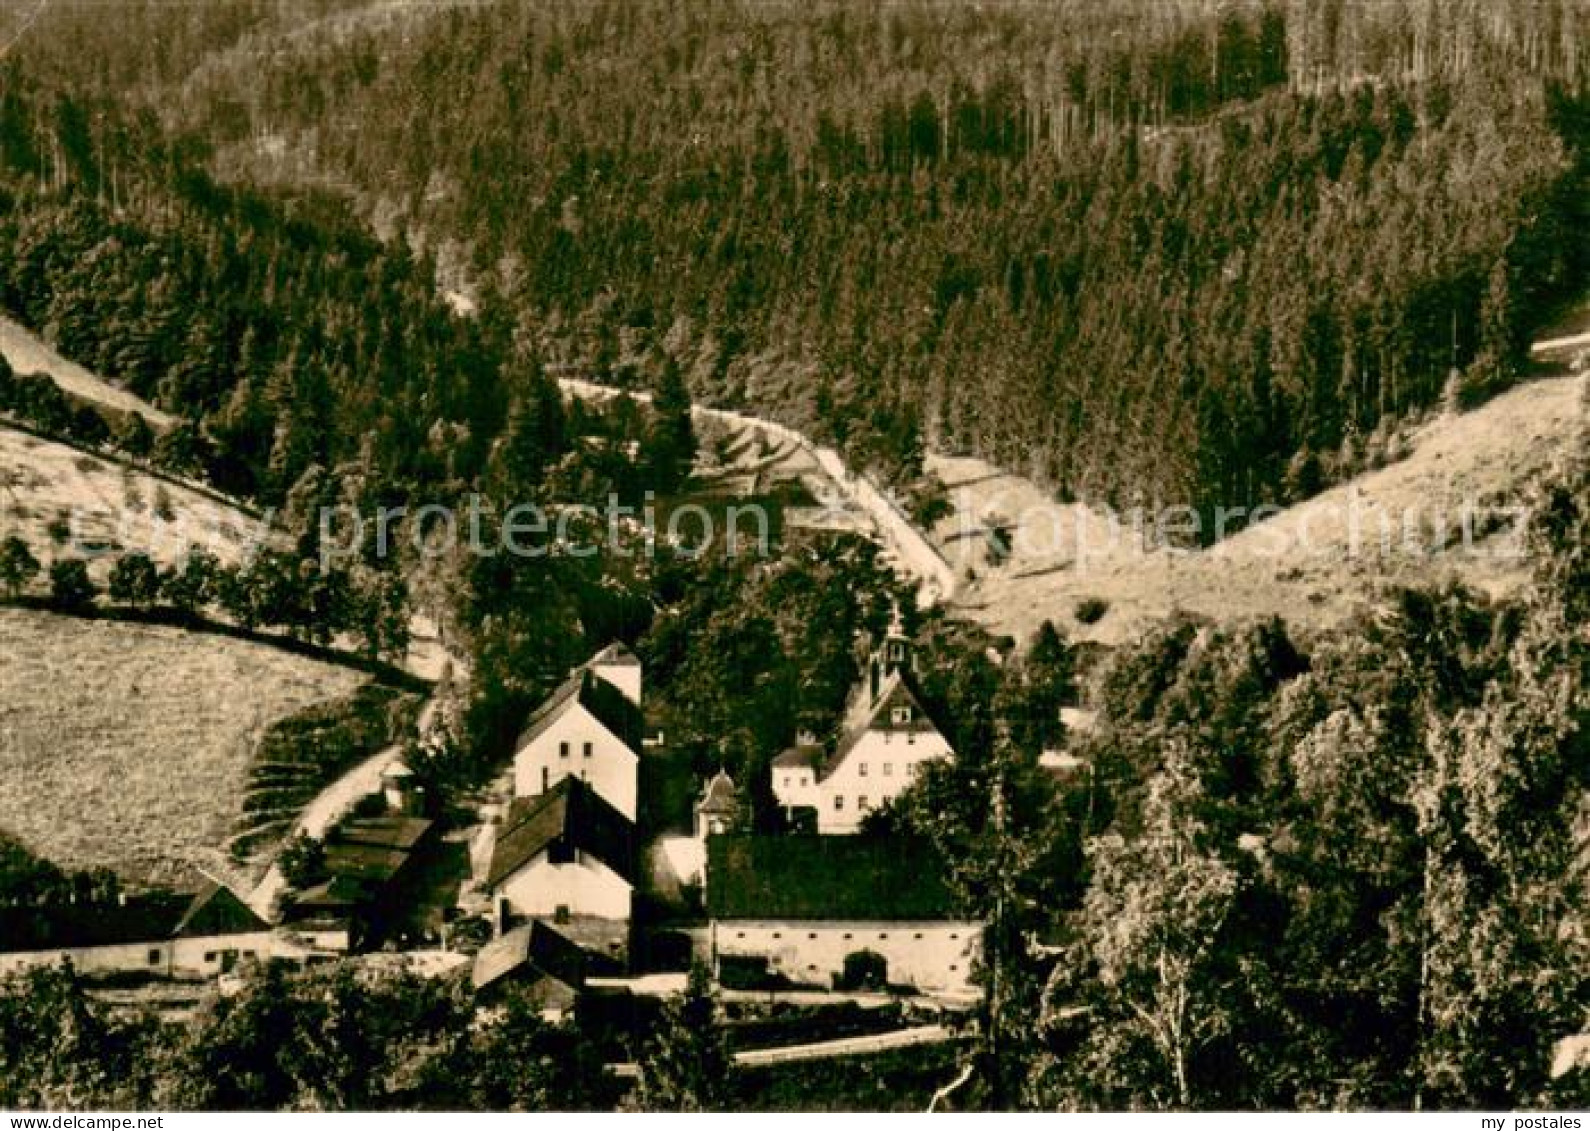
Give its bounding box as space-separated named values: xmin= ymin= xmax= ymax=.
xmin=7 ymin=0 xmax=1586 ymax=517
xmin=0 ymin=0 xmax=1584 ymax=1113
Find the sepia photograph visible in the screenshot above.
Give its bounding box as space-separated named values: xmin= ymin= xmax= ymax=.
xmin=0 ymin=0 xmax=1585 ymax=1118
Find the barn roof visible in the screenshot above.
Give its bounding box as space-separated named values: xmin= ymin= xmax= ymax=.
xmin=334 ymin=816 xmax=433 ymax=852
xmin=486 ymin=777 xmax=636 ymax=890
xmin=0 ymin=883 xmax=266 ymax=953
xmin=706 ymin=835 xmax=964 ymax=922
xmin=471 ymin=920 xmax=588 ymax=995
xmin=171 ymin=882 xmax=268 ymax=939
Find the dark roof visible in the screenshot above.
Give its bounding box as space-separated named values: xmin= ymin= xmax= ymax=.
xmin=472 ymin=920 xmax=589 ymax=994
xmin=171 ymin=882 xmax=268 ymax=939
xmin=288 ymin=874 xmax=368 ymax=912
xmin=335 ymin=816 xmax=433 ymax=852
xmin=486 ymin=777 xmax=637 ymax=889
xmin=706 ymin=835 xmax=965 ymax=921
xmin=822 ymin=671 xmax=948 ymax=781
xmin=0 ymin=895 xmax=185 ymax=952
xmin=697 ymin=770 xmax=738 ymax=813
xmin=517 ymin=669 xmax=643 ymax=754
xmin=322 ymin=843 xmax=411 ymax=885
xmin=772 ymin=744 xmax=823 ymax=770
xmin=0 ymin=884 xmax=266 ymax=954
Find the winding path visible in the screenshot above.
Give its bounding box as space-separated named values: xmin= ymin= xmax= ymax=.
xmin=247 ymin=690 xmax=440 ymax=919
xmin=557 ymin=376 xmax=957 ymax=608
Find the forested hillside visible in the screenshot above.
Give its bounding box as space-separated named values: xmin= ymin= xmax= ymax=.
xmin=8 ymin=0 xmax=1584 ymax=520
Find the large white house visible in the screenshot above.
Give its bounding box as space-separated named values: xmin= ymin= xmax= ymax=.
xmin=513 ymin=644 xmax=644 ymax=821
xmin=485 ymin=776 xmax=637 ymax=963
xmin=771 ymin=624 xmax=953 ymax=833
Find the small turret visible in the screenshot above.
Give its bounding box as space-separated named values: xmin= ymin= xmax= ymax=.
xmin=694 ymin=769 xmax=740 ymax=840
xmin=382 ymin=758 xmax=421 ymax=815
xmin=870 ymin=603 xmax=913 ymax=704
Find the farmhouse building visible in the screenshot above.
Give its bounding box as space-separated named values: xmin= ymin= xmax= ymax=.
xmin=705 ymin=835 xmax=981 ymax=995
xmin=280 ymin=816 xmax=436 ymax=953
xmin=0 ymin=882 xmax=275 ymax=979
xmin=471 ymin=919 xmax=591 ymax=1018
xmin=771 ymin=622 xmax=953 ymax=834
xmin=513 ymin=645 xmax=645 ymax=821
xmin=485 ymin=776 xmax=636 ymax=964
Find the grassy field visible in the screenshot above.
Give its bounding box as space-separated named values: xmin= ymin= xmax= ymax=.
xmin=0 ymin=607 xmax=366 ymax=887
xmin=0 ymin=314 xmax=172 ymax=425
xmin=0 ymin=424 xmax=269 ymax=576
xmin=937 ymin=364 xmax=1587 ymax=648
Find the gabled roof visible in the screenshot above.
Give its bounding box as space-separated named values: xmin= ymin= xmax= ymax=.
xmin=171 ymin=882 xmax=269 ymax=939
xmin=289 ymin=874 xmax=369 ymax=911
xmin=486 ymin=777 xmax=637 ymax=890
xmin=706 ymin=835 xmax=965 ymax=922
xmin=0 ymin=883 xmax=268 ymax=954
xmin=516 ymin=669 xmax=643 ymax=755
xmin=819 ymin=670 xmax=950 ymax=782
xmin=472 ymin=920 xmax=588 ymax=995
xmin=0 ymin=895 xmax=187 ymax=953
xmin=322 ymin=843 xmax=410 ymax=885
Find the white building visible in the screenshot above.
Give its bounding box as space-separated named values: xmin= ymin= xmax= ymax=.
xmin=0 ymin=882 xmax=277 ymax=980
xmin=513 ymin=644 xmax=644 ymax=820
xmin=771 ymin=625 xmax=953 ymax=833
xmin=485 ymin=776 xmax=636 ymax=962
xmin=706 ymin=835 xmax=981 ymax=996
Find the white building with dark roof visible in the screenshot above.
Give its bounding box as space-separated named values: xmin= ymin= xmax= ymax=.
xmin=706 ymin=835 xmax=980 ymax=995
xmin=485 ymin=776 xmax=636 ymax=963
xmin=771 ymin=621 xmax=953 ymax=833
xmin=513 ymin=646 xmax=645 ymax=820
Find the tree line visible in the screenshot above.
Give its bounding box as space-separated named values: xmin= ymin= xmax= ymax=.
xmin=877 ymin=453 xmax=1588 ymax=1110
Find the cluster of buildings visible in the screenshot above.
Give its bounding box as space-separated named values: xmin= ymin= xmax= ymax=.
xmin=0 ymin=624 xmax=982 ymax=1015
xmin=475 ymin=622 xmax=981 ymax=1012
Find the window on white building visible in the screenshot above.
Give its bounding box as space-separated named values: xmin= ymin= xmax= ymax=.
xmin=892 ymin=706 xmax=912 ymax=724
xmin=146 ymin=949 xmax=160 ymax=965
xmin=859 ymin=796 xmax=870 ymax=810
xmin=858 ymin=763 xmax=868 ymax=777
xmin=558 ymin=741 xmax=570 ymax=759
xmin=834 ymin=796 xmax=844 ymax=810
xmin=582 ymin=741 xmax=593 ymax=758
xmin=883 ymin=763 xmax=893 ymax=776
